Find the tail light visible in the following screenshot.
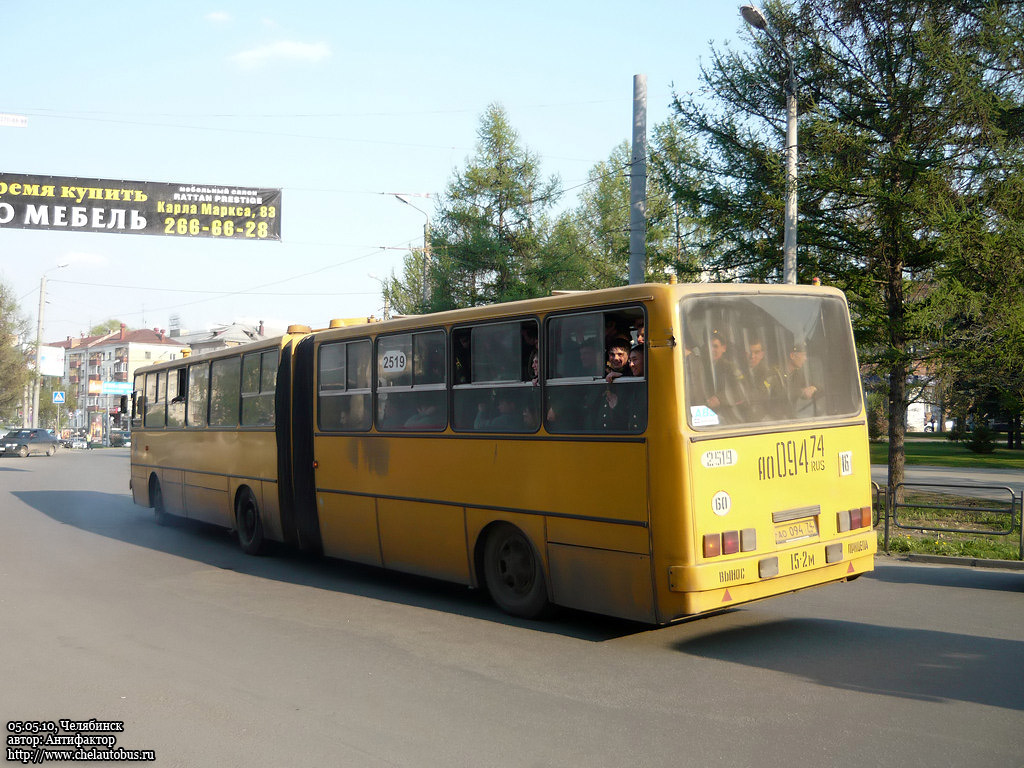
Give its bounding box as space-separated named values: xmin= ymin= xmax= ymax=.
xmin=703 ymin=528 xmax=757 ymax=558
xmin=837 ymin=506 xmax=872 ymax=532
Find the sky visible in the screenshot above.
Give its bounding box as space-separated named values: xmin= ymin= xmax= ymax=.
xmin=1 ymin=1 xmax=753 ymax=344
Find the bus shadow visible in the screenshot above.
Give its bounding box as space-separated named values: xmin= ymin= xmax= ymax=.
xmin=14 ymin=489 xmax=646 ymax=642
xmin=673 ymin=614 xmax=1024 ymax=711
xmin=867 ymin=561 xmax=1024 ymax=592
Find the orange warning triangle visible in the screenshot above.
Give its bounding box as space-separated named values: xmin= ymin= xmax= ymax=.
xmin=847 ymin=563 xmax=855 ymax=573
xmin=722 ymin=589 xmax=733 ymax=602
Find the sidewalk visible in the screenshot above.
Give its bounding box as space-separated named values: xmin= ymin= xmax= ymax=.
xmin=892 ymin=552 xmax=1024 ymax=570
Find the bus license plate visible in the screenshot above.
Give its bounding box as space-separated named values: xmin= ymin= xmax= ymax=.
xmin=775 ymin=517 xmax=819 ymax=545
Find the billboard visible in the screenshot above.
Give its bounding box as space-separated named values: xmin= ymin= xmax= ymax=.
xmin=0 ymin=173 xmax=281 ymax=241
xmin=87 ymin=381 xmax=133 ymax=396
xmin=38 ymin=345 xmax=66 ymax=377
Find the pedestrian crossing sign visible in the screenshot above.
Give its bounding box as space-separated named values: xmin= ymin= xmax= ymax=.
xmin=52 ymin=391 xmax=65 ymax=404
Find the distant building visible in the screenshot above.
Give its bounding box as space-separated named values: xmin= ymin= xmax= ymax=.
xmin=171 ymin=321 xmax=268 ymax=356
xmin=48 ymin=321 xmax=273 ymax=439
xmin=51 ymin=325 xmax=186 ymax=435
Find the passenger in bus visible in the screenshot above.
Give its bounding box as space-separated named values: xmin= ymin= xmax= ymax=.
xmin=706 ymin=331 xmax=747 ymax=423
xmin=785 ymin=343 xmax=820 ymax=417
xmin=628 ymin=344 xmax=644 ymax=378
xmin=475 ymin=392 xmax=523 ymax=430
xmin=590 ymin=380 xmax=633 ymax=431
xmin=632 ymin=317 xmax=645 ymax=346
xmin=521 ymin=324 xmax=538 ymax=380
xmin=588 ymin=342 xmax=645 ymax=432
xmin=527 ymin=349 xmax=539 ymax=385
xmin=604 ymin=337 xmax=632 ymax=382
xmin=604 ymin=316 xmax=626 ymax=347
xmin=403 ymin=401 xmax=444 ymax=429
xmin=743 ymin=338 xmax=777 ymax=420
xmin=453 ymin=332 xmax=472 ymax=384
xmin=684 ymin=341 xmax=709 ymax=409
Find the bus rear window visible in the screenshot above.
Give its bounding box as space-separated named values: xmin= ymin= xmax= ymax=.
xmin=681 ymin=294 xmax=861 ymax=429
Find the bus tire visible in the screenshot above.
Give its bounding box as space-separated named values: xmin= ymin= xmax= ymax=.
xmin=235 ymin=487 xmax=266 ymax=556
xmin=482 ymin=523 xmax=552 ymax=619
xmin=150 ymin=476 xmax=172 ymax=526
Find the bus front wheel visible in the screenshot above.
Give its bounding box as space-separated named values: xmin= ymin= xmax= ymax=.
xmin=482 ymin=523 xmax=552 ymax=619
xmin=235 ymin=488 xmax=266 ymax=555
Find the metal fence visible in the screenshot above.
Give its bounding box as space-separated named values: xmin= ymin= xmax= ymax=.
xmin=872 ymin=481 xmax=1024 ymax=560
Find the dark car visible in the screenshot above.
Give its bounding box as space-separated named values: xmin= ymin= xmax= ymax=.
xmin=1 ymin=429 xmax=60 ymax=457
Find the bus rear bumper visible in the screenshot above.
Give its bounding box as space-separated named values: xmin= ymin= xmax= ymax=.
xmin=667 ymin=531 xmax=876 ymax=616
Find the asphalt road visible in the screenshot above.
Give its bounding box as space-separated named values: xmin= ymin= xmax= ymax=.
xmin=872 ymin=463 xmax=1024 ymax=499
xmin=2 ymin=449 xmax=1022 ymax=767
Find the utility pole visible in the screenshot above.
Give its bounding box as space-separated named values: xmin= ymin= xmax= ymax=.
xmin=628 ymin=74 xmax=647 ymax=285
xmin=31 ymin=274 xmax=47 ymax=428
xmin=741 ymin=4 xmax=798 ymax=284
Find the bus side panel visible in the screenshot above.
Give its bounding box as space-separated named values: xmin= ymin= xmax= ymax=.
xmin=547 ymin=544 xmax=655 ymax=623
xmin=319 ymin=493 xmax=382 ymax=566
xmin=378 ymin=499 xmax=470 ymax=583
xmin=546 ymin=518 xmax=649 ymax=554
xmin=161 ymin=468 xmax=185 ymax=516
xmin=326 ymin=437 xmax=649 ymax=525
xmin=130 ymin=461 xmax=149 ymax=507
xmin=260 ymin=480 xmax=283 ymax=543
xmin=184 ymin=471 xmax=231 ymax=526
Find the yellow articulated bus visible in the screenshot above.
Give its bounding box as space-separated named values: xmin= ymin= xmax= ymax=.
xmin=130 ymin=283 xmax=875 ymax=624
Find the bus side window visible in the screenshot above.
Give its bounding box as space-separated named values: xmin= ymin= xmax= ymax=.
xmin=209 ymin=357 xmax=241 ymax=427
xmin=144 ymin=372 xmax=165 ymax=429
xmin=545 ymin=313 xmax=601 ymax=432
xmin=187 ymin=362 xmax=210 ymax=428
xmin=375 ymin=331 xmax=447 ymax=431
xmin=242 ymin=349 xmax=278 ymax=427
xmin=545 ymin=309 xmax=646 ymax=434
xmin=132 ymin=375 xmax=144 ymax=430
xmin=452 ymin=320 xmax=539 ymax=433
xmin=319 ymin=340 xmax=371 ymax=432
xmin=167 ymin=367 xmax=186 ymax=428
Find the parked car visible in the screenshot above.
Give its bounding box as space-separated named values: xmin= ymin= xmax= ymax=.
xmin=1 ymin=429 xmax=61 ymax=457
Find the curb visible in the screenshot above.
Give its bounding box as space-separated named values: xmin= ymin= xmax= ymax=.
xmin=892 ymin=553 xmax=1024 ymax=571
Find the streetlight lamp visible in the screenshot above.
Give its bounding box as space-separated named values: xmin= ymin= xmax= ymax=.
xmin=367 ymin=273 xmax=391 ymax=320
xmin=741 ymin=4 xmax=798 ymax=285
xmin=389 ymin=193 xmax=431 ymax=307
xmin=32 ymin=262 xmax=68 ymax=428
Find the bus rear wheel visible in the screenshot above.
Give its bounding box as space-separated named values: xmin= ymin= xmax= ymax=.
xmin=483 ymin=523 xmax=551 ymax=619
xmin=235 ymin=488 xmax=266 ymax=555
xmin=150 ymin=476 xmax=172 ymax=526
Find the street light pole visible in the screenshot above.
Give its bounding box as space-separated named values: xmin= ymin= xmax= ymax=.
xmin=390 ymin=193 xmax=432 ymax=308
xmin=31 ymin=264 xmax=68 ymax=428
xmin=741 ymin=4 xmax=798 ymax=285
